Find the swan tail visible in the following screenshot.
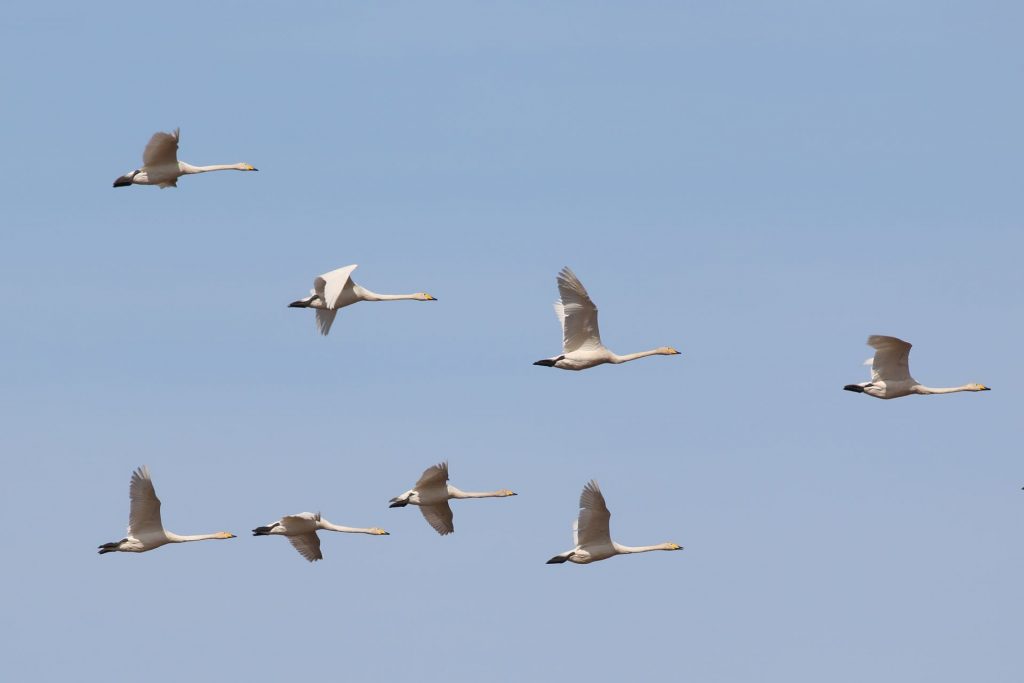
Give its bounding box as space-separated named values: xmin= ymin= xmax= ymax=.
xmin=843 ymin=384 xmax=866 ymax=393
xmin=113 ymin=169 xmax=140 ymax=188
xmin=546 ymin=552 xmax=573 ymax=564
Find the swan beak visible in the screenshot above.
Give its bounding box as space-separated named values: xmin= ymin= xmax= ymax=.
xmin=843 ymin=384 xmax=866 ymax=393
xmin=288 ymin=301 xmax=306 ymax=308
xmin=389 ymin=501 xmax=406 ymax=508
xmin=981 ymin=385 xmax=991 ymax=391
xmin=247 ymin=165 xmax=258 ymax=171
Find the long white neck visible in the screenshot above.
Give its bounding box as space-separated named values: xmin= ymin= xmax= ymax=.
xmin=357 ymin=288 xmax=422 ymax=302
xmin=165 ymin=531 xmax=228 ymax=543
xmin=448 ymin=486 xmax=509 ymax=500
xmin=610 ymin=349 xmax=663 ymax=364
xmin=613 ymin=542 xmax=677 ymax=554
xmin=913 ymin=385 xmax=976 ymax=395
xmin=317 ymin=520 xmax=379 ymax=534
xmin=180 ymin=162 xmax=250 ymax=174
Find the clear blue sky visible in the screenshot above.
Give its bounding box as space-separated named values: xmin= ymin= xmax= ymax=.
xmin=2 ymin=2 xmax=1022 ymax=680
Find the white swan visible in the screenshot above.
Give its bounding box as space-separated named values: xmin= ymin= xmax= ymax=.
xmin=844 ymin=335 xmax=991 ymax=400
xmin=98 ymin=466 xmax=235 ymax=554
xmin=533 ymin=266 xmax=680 ymax=370
xmin=546 ymin=480 xmax=682 ymax=565
xmin=388 ymin=461 xmax=516 ymax=535
xmin=289 ymin=264 xmax=437 ymax=336
xmin=252 ymin=512 xmax=389 ymax=562
xmin=113 ymin=128 xmax=257 ymax=188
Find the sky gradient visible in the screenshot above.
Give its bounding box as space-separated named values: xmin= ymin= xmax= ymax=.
xmin=2 ymin=2 xmax=1022 ymax=681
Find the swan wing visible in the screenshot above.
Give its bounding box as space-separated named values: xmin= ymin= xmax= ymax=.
xmin=419 ymin=502 xmax=455 ymax=535
xmin=127 ymin=465 xmax=163 ymax=536
xmin=287 ymin=533 xmax=323 ymax=562
xmin=867 ymin=335 xmax=915 ymax=383
xmin=142 ymin=129 xmax=180 ymax=168
xmin=556 ymin=267 xmax=603 ymax=353
xmin=314 ymin=265 xmax=359 ymax=309
xmin=315 ymin=309 xmax=338 ymax=336
xmin=414 ymin=461 xmax=449 ymax=491
xmin=575 ymin=480 xmax=611 ymax=547
xmin=280 ymin=513 xmax=318 ymax=533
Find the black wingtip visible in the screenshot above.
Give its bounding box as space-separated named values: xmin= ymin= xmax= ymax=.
xmin=843 ymin=384 xmax=865 ymax=393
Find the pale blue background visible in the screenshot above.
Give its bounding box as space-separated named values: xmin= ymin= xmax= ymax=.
xmin=1 ymin=2 xmax=1021 ymax=681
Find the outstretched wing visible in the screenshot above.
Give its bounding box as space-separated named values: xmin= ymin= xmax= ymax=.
xmin=288 ymin=533 xmax=323 ymax=562
xmin=556 ymin=267 xmax=603 ymax=353
xmin=867 ymin=335 xmax=915 ymax=383
xmin=280 ymin=513 xmax=318 ymax=534
xmin=415 ymin=461 xmax=449 ymax=491
xmin=143 ymin=129 xmax=180 ymax=168
xmin=315 ymin=309 xmax=338 ymax=336
xmin=419 ymin=502 xmax=455 ymax=535
xmin=128 ymin=465 xmax=163 ymax=536
xmin=575 ymin=480 xmax=611 ymax=547
xmin=314 ymin=265 xmax=359 ymax=309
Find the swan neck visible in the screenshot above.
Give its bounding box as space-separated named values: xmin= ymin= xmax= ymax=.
xmin=180 ymin=162 xmax=247 ymax=174
xmin=914 ymin=385 xmax=970 ymax=395
xmin=613 ymin=542 xmax=672 ymax=554
xmin=165 ymin=531 xmax=224 ymax=543
xmin=448 ymin=487 xmax=505 ymax=499
xmin=610 ymin=349 xmax=661 ymax=364
xmin=318 ymin=521 xmax=375 ymax=534
xmin=358 ymin=289 xmax=419 ymax=302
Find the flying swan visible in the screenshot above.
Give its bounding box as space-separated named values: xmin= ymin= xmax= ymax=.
xmin=289 ymin=264 xmax=437 ymax=335
xmin=843 ymin=335 xmax=991 ymax=400
xmin=534 ymin=266 xmax=680 ymax=370
xmin=113 ymin=128 xmax=257 ymax=188
xmin=252 ymin=512 xmax=389 ymax=562
xmin=388 ymin=461 xmax=516 ymax=535
xmin=98 ymin=466 xmax=235 ymax=554
xmin=546 ymin=480 xmax=682 ymax=565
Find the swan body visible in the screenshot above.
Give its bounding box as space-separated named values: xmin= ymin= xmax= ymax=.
xmin=546 ymin=480 xmax=682 ymax=565
xmin=289 ymin=264 xmax=437 ymax=335
xmin=98 ymin=466 xmax=235 ymax=554
xmin=113 ymin=128 xmax=257 ymax=188
xmin=843 ymin=335 xmax=991 ymax=400
xmin=534 ymin=267 xmax=680 ymax=370
xmin=388 ymin=461 xmax=516 ymax=535
xmin=252 ymin=511 xmax=389 ymax=562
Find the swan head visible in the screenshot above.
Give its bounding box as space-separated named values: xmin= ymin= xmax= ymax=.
xmin=215 ymin=532 xmax=236 ymax=539
xmin=969 ymin=384 xmax=991 ymax=391
xmin=665 ymin=542 xmax=683 ymax=551
xmin=499 ymin=489 xmax=517 ymax=497
xmin=241 ymin=163 xmax=258 ymax=171
xmin=370 ymin=528 xmax=390 ymax=535
xmin=659 ymin=347 xmax=681 ymax=356
xmin=416 ymin=293 xmax=437 ymax=301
